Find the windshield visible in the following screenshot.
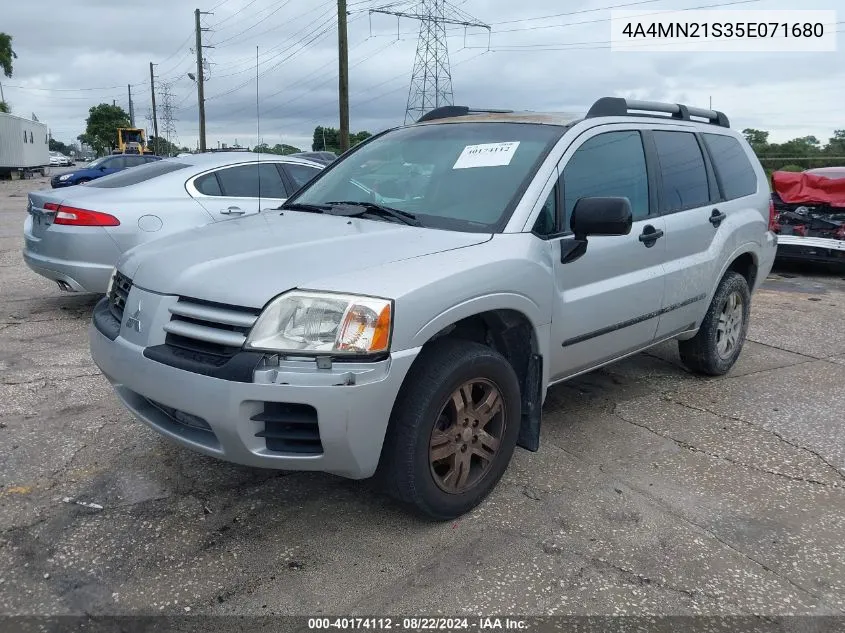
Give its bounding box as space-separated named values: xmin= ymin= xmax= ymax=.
xmin=290 ymin=122 xmax=565 ymax=232
xmin=86 ymin=157 xmax=108 ymax=169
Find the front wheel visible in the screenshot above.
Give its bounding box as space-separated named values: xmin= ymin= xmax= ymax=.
xmin=678 ymin=271 xmax=751 ymax=376
xmin=377 ymin=339 xmax=522 ymax=520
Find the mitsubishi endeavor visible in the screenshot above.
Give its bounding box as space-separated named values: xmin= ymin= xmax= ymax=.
xmin=89 ymin=97 xmax=778 ymax=520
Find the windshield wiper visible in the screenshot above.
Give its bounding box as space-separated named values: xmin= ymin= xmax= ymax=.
xmin=324 ymin=201 xmax=422 ymax=226
xmin=278 ymin=202 xmax=333 ymax=213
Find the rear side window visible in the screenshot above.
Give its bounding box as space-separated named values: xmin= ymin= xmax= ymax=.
xmin=702 ymin=133 xmax=757 ymax=200
xmin=214 ymin=163 xmax=288 ymax=198
xmin=284 ymin=163 xmax=322 ymax=189
xmin=87 ymin=161 xmax=189 ymax=188
xmin=194 ymin=172 xmax=222 ymax=196
xmin=561 ymin=130 xmax=650 ymax=228
xmin=652 ymin=131 xmax=710 ymax=212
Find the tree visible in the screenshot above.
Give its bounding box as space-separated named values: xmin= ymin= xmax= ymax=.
xmin=1 ymin=32 xmax=17 ymax=113
xmin=824 ymin=130 xmax=845 ymax=156
xmin=84 ymin=103 xmax=130 ymax=155
xmin=147 ymin=136 xmax=188 ymax=156
xmin=312 ymin=126 xmax=371 ymax=153
xmin=254 ymin=142 xmax=302 ymax=155
xmin=49 ymin=139 xmax=72 ymax=154
xmin=742 ymin=128 xmax=769 ymax=152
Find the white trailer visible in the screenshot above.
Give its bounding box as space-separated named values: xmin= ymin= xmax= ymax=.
xmin=0 ymin=112 xmax=50 ymax=179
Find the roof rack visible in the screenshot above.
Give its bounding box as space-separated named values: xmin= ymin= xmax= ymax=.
xmin=417 ymin=106 xmax=514 ymax=123
xmin=585 ymin=97 xmax=730 ymax=128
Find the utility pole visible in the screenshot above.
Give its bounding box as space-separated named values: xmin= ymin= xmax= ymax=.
xmin=195 ymin=8 xmax=213 ymax=153
xmin=0 ymin=80 xmax=5 ymax=104
xmin=128 ymin=84 xmax=135 ymax=126
xmin=337 ymin=0 xmax=349 ymax=153
xmin=149 ymin=62 xmax=160 ymax=155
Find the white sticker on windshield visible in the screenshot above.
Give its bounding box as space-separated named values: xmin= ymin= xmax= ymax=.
xmin=452 ymin=141 xmax=520 ymax=169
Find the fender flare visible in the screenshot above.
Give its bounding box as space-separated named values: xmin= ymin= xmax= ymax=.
xmin=411 ymin=292 xmax=549 ymax=349
xmin=709 ymin=243 xmax=760 ymax=303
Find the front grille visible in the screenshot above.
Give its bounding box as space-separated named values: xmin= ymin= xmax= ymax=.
xmin=252 ymin=403 xmax=322 ymax=454
xmin=108 ymin=271 xmax=132 ymax=322
xmin=163 ymin=296 xmax=261 ymax=360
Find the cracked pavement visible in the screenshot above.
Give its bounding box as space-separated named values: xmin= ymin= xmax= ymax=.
xmin=1 ymin=175 xmax=845 ymax=617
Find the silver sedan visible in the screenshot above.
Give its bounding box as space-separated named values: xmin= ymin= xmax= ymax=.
xmin=23 ymin=152 xmax=324 ymax=294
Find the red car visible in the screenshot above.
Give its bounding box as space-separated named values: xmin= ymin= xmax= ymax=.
xmin=771 ymin=167 xmax=845 ymax=265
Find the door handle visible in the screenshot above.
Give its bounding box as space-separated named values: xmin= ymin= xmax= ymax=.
xmin=709 ymin=209 xmax=727 ymax=227
xmin=638 ymin=225 xmax=664 ymax=247
xmin=220 ymin=206 xmax=245 ymax=215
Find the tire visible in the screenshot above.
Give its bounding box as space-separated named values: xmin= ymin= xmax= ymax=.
xmin=376 ymin=339 xmax=522 ymax=520
xmin=77 ymin=178 xmax=91 ymax=185
xmin=678 ymin=271 xmax=751 ymax=376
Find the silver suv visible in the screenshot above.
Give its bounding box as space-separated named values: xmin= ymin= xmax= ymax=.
xmin=89 ymin=97 xmax=777 ymax=520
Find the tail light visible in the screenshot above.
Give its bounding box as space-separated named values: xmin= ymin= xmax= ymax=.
xmin=51 ymin=205 xmax=120 ymax=227
xmin=767 ymin=199 xmax=778 ymax=232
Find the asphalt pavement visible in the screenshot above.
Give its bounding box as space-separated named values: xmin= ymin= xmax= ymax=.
xmin=1 ymin=173 xmax=844 ymax=619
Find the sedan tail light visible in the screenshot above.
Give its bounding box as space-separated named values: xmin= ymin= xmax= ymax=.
xmin=51 ymin=205 xmax=120 ymax=227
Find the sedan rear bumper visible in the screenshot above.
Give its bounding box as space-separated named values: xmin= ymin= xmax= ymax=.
xmin=23 ymin=216 xmax=117 ymax=293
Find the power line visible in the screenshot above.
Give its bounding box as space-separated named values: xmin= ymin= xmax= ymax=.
xmin=211 ymin=0 xmax=297 ymax=46
xmin=203 ymin=15 xmax=340 ymax=102
xmin=207 ymin=33 xmax=381 ymax=119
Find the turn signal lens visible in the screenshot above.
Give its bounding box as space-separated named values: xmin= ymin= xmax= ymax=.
xmin=53 ymin=206 xmax=120 ymax=227
xmin=338 ymin=302 xmax=391 ymax=353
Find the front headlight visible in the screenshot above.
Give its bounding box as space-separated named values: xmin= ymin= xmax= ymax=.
xmin=58 ymin=174 xmax=72 ymax=181
xmin=244 ymin=290 xmax=392 ymax=355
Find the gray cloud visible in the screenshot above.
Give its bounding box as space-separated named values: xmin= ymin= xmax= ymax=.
xmin=2 ymin=0 xmax=843 ymax=151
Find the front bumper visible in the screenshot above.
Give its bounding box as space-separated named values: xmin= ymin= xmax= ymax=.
xmin=50 ymin=177 xmax=74 ymax=188
xmin=89 ymin=292 xmax=420 ymax=479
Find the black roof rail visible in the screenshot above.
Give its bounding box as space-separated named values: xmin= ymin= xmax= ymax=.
xmin=417 ymin=106 xmax=514 ymax=123
xmin=585 ymin=96 xmax=730 ymax=128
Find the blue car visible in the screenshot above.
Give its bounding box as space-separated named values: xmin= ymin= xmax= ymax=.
xmin=51 ymin=154 xmax=162 ymax=188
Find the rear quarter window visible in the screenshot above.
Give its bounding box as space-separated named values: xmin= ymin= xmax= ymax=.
xmin=702 ymin=133 xmax=757 ymax=200
xmin=87 ymin=161 xmax=189 ymax=188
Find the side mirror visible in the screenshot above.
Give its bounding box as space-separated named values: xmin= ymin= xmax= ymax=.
xmin=99 ymin=165 xmax=108 ymax=171
xmin=561 ymin=197 xmax=633 ymax=264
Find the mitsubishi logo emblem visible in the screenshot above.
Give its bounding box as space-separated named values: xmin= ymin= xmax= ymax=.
xmin=125 ymin=302 xmax=142 ymax=333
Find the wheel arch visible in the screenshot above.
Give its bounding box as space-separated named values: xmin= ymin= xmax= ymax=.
xmin=711 ymin=245 xmax=760 ymax=300
xmin=404 ymin=295 xmax=550 ymax=453
xmin=677 ymin=245 xmax=759 ymax=342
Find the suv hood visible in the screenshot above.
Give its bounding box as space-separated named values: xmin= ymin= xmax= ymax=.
xmin=121 ymin=211 xmax=491 ymax=308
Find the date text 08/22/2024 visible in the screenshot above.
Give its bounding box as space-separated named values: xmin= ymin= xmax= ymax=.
xmin=307 ymin=617 xmax=529 ymax=630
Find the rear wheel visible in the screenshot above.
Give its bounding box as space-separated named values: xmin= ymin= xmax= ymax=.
xmin=377 ymin=339 xmax=521 ymax=520
xmin=678 ymin=271 xmax=750 ymax=376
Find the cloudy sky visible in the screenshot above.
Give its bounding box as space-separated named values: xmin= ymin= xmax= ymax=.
xmin=2 ymin=0 xmax=843 ymax=152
